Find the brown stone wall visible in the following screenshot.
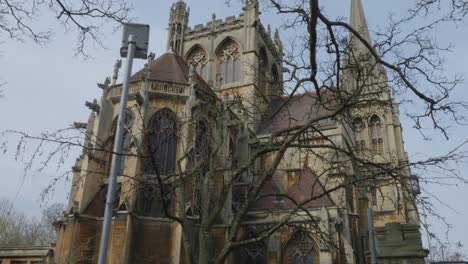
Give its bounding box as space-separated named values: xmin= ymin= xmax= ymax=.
xmin=130 ymin=218 xmax=175 ymax=263
xmin=108 ymin=216 xmax=128 ymax=264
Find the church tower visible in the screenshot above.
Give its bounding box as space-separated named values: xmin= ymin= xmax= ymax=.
xmin=178 ymin=0 xmax=283 ymax=126
xmin=167 ymin=0 xmax=189 ymax=54
xmin=347 ymin=0 xmax=427 ymax=263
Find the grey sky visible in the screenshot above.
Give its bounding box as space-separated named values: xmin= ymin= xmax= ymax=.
xmin=0 ymin=0 xmax=466 ymax=250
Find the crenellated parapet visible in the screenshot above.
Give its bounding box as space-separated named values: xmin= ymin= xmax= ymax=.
xmin=185 ymin=13 xmax=245 ymax=41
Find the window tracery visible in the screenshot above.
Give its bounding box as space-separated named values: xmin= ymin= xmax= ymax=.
xmin=146 ymin=108 xmax=177 ymax=176
xmin=283 ymin=231 xmax=316 ymax=264
xmin=187 ymin=48 xmax=208 ymax=80
xmin=218 ymin=40 xmax=240 ymax=84
xmin=234 ymin=231 xmax=267 ymax=264
xmin=353 ymin=117 xmax=366 ymax=155
xmin=107 ymin=110 xmax=134 ymax=176
xmin=369 ymin=115 xmax=383 ymax=155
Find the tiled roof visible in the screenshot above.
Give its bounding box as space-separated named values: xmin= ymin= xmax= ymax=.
xmin=131 ymin=51 xmax=215 ymax=96
xmin=131 ymin=51 xmax=189 ymax=83
xmin=257 ymin=91 xmax=337 ymax=135
xmin=253 ymin=166 xmax=333 ymax=210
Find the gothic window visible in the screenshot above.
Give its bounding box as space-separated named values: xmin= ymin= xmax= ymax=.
xmin=234 ymin=232 xmax=267 ymax=264
xmin=271 ymin=64 xmax=280 ymax=95
xmin=187 ymin=48 xmax=208 ymax=80
xmin=217 ymin=39 xmax=240 ymax=85
xmin=136 ymin=183 xmax=172 ymax=217
xmin=190 ymin=120 xmax=212 ymax=217
xmin=369 ymin=115 xmax=383 ymax=155
xmin=195 ymin=120 xmax=211 ymax=172
xmin=259 ymin=47 xmax=269 ymax=96
xmin=107 ymin=110 xmax=134 ymax=176
xmin=146 ymin=108 xmax=177 ymax=176
xmin=283 ymin=232 xmax=316 ymax=264
xmin=353 ymin=117 xmax=366 ymax=155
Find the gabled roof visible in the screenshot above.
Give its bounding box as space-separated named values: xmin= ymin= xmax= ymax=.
xmin=257 ymin=91 xmax=337 ymax=135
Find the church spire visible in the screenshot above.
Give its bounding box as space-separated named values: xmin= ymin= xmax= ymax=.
xmin=167 ymin=0 xmax=190 ymax=54
xmin=350 ymin=0 xmax=372 ymax=50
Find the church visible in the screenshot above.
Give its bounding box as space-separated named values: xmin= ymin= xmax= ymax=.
xmin=0 ymin=0 xmax=428 ymax=263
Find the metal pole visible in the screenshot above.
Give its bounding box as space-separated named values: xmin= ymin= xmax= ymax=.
xmin=367 ymin=207 xmax=378 ymax=264
xmin=97 ymin=34 xmax=136 ymax=264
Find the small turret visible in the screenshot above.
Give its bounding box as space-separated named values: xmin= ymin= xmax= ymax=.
xmin=167 ymin=0 xmax=190 ymax=54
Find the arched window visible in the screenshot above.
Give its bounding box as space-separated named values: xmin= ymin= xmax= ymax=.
xmin=194 ymin=119 xmax=211 ymax=173
xmin=259 ymin=47 xmax=269 ymax=96
xmin=353 ymin=117 xmax=366 ymax=155
xmin=107 ymin=110 xmax=134 ymax=176
xmin=217 ymin=39 xmax=240 ymax=85
xmin=146 ymin=108 xmax=177 ymax=176
xmin=369 ymin=115 xmax=383 ymax=155
xmin=271 ymin=64 xmax=280 ymax=95
xmin=189 ymin=120 xmax=212 ymax=217
xmin=187 ymin=47 xmax=208 ymax=80
xmin=135 ymin=183 xmax=171 ymax=217
xmin=283 ymin=232 xmax=317 ymax=264
xmin=234 ymin=231 xmax=267 ymax=264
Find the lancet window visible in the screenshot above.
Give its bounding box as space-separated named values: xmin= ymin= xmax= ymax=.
xmin=259 ymin=47 xmax=269 ymax=96
xmin=107 ymin=110 xmax=134 ymax=176
xmin=187 ymin=48 xmax=208 ymax=80
xmin=146 ymin=108 xmax=177 ymax=176
xmin=234 ymin=231 xmax=267 ymax=264
xmin=369 ymin=115 xmax=383 ymax=155
xmin=135 ymin=183 xmax=171 ymax=217
xmin=218 ymin=40 xmax=240 ymax=85
xmin=353 ymin=117 xmax=366 ymax=155
xmin=283 ymin=232 xmax=316 ymax=264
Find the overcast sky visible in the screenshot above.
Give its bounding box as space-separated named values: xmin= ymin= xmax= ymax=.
xmin=0 ymin=0 xmax=467 ymax=250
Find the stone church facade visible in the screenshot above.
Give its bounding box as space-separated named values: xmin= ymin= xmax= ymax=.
xmin=9 ymin=0 xmax=427 ymax=263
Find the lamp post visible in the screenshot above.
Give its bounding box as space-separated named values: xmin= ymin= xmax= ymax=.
xmin=97 ymin=23 xmax=149 ymax=264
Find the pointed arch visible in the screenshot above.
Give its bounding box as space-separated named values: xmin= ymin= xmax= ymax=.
xmin=234 ymin=229 xmax=267 ymax=264
xmin=369 ymin=114 xmax=383 ymax=155
xmin=185 ymin=45 xmax=209 ymax=80
xmin=216 ymin=37 xmax=241 ymax=85
xmin=107 ymin=110 xmax=135 ymax=176
xmin=259 ymin=46 xmax=269 ymax=96
xmin=145 ymin=108 xmax=178 ymax=176
xmin=353 ymin=117 xmax=366 ymax=155
xmin=282 ymin=231 xmax=319 ymax=264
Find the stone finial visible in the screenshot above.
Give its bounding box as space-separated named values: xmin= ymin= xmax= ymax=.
xmin=144 ymin=52 xmax=155 ymax=80
xmin=97 ymin=77 xmax=111 ymax=90
xmin=85 ymin=99 xmax=100 ymax=113
xmin=267 ymin=24 xmax=271 ymax=36
xmin=274 ymin=29 xmax=282 ymax=49
xmin=112 ymin=59 xmax=122 ymax=85
xmin=212 ymin=13 xmax=216 ymax=20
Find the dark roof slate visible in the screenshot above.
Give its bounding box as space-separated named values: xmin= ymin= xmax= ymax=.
xmin=257 ymin=91 xmax=337 ymax=135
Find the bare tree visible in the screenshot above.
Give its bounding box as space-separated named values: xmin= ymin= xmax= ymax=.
xmin=427 ymin=241 xmax=467 ymax=262
xmin=0 ymin=0 xmax=131 ymax=56
xmin=0 ymin=198 xmax=65 ymax=246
